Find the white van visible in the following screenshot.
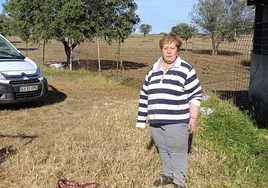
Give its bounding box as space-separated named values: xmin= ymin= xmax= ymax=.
xmin=0 ymin=34 xmax=48 ymax=103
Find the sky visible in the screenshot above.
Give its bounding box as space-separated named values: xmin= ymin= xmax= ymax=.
xmin=0 ymin=0 xmax=198 ymax=34
xmin=135 ymin=0 xmax=198 ymax=34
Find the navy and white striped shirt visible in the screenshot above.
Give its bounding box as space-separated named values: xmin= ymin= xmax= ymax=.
xmin=136 ymin=56 xmax=202 ymax=128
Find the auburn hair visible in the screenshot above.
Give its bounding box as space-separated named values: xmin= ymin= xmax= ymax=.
xmin=159 ymin=34 xmax=182 ymax=51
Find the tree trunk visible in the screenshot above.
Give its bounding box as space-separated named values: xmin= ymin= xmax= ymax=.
xmin=42 ymin=40 xmax=46 ymax=65
xmin=185 ymin=40 xmax=188 ymax=51
xmin=26 ymin=42 xmax=28 ymax=56
xmin=211 ymin=33 xmax=216 ymax=55
xmin=62 ymin=39 xmax=77 ymax=70
xmin=215 ymin=41 xmax=220 ymax=55
xmin=62 ymin=40 xmax=71 ymax=64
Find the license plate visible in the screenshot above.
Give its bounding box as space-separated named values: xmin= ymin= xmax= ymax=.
xmin=19 ymin=85 xmax=38 ymax=92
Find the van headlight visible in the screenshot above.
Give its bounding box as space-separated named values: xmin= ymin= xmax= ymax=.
xmin=36 ymin=67 xmax=43 ymax=78
xmin=0 ymin=73 xmax=6 ymax=80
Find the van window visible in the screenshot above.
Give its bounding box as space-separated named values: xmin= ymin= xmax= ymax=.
xmin=0 ymin=35 xmax=25 ymax=60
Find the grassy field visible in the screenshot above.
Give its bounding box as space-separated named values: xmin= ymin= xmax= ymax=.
xmin=0 ymin=67 xmax=267 ymax=188
xmin=8 ymin=34 xmax=252 ymax=91
xmin=0 ymin=34 xmax=266 ymax=187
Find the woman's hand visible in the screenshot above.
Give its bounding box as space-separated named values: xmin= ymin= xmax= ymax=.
xmin=189 ymin=103 xmax=199 ymax=134
xmin=188 ymin=117 xmax=198 ymax=134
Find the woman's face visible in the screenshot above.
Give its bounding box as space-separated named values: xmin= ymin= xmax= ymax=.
xmin=161 ymin=42 xmax=178 ymax=64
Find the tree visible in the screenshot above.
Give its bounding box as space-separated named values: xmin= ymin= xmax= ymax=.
xmin=3 ymin=0 xmax=39 ymax=54
xmin=0 ymin=14 xmax=9 ymax=36
xmin=160 ymin=32 xmax=167 ymax=35
xmin=3 ymin=0 xmax=140 ymax=67
xmin=139 ymin=24 xmax=152 ymax=37
xmin=190 ymin=0 xmax=254 ymax=55
xmin=171 ymin=23 xmax=197 ymax=51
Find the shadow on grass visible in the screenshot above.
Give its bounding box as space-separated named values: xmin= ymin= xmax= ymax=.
xmin=35 ymin=85 xmax=67 ymax=106
xmin=193 ymin=49 xmax=243 ymax=56
xmin=240 ymin=60 xmax=250 ymax=70
xmin=215 ymin=90 xmax=267 ymax=129
xmin=10 ymin=41 xmax=22 ymax=44
xmin=180 ymin=48 xmax=193 ymax=52
xmin=0 ymin=85 xmax=67 ymax=110
xmin=215 ymin=90 xmax=250 ymax=111
xmin=72 ymin=59 xmax=148 ymax=71
xmin=49 ymin=59 xmax=148 ymax=71
xmin=17 ymin=47 xmax=39 ymax=51
xmin=0 ymin=134 xmax=38 ymax=164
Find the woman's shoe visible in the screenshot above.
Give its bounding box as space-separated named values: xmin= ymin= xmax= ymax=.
xmin=153 ymin=175 xmax=173 ymax=186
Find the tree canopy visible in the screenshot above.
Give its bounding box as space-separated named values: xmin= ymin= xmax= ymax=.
xmin=171 ymin=23 xmax=197 ymax=50
xmin=139 ymin=24 xmax=152 ymax=37
xmin=190 ymin=0 xmax=254 ymax=55
xmin=0 ymin=14 xmax=9 ymax=36
xmin=3 ymin=0 xmax=140 ymax=63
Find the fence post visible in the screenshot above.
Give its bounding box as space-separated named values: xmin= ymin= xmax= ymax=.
xmin=97 ymin=38 xmax=101 ymax=74
xmin=68 ymin=38 xmax=73 ymax=71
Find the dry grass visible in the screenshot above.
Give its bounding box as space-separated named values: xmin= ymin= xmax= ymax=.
xmin=0 ymin=70 xmax=153 ymax=187
xmin=0 ymin=34 xmax=262 ymax=187
xmin=7 ymin=34 xmax=252 ymax=92
xmin=0 ymin=68 xmax=266 ymax=187
xmin=0 ymin=69 xmax=226 ymax=187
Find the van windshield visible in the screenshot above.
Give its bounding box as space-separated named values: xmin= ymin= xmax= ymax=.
xmin=0 ymin=35 xmax=25 ymax=60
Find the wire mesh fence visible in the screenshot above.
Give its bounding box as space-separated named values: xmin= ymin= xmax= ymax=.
xmin=9 ymin=31 xmax=253 ymax=108
xmin=68 ymin=31 xmax=253 ymax=109
xmin=185 ymin=29 xmax=253 ymax=109
xmin=69 ymin=35 xmax=163 ymax=87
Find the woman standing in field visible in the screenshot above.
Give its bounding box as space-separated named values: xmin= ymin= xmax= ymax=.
xmin=136 ymin=34 xmax=202 ymax=188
